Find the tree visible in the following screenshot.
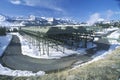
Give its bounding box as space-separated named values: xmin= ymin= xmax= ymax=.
xmin=0 ymin=27 xmax=6 ymax=36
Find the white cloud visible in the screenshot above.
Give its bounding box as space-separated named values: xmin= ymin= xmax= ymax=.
xmin=25 ymin=0 xmax=64 ymax=12
xmin=10 ymin=0 xmax=21 ymax=5
xmin=9 ymin=0 xmax=64 ymax=12
xmin=97 ymin=18 xmax=105 ymax=22
xmin=114 ymin=11 xmax=120 ymax=14
xmin=52 ymin=7 xmax=63 ymax=12
xmin=87 ymin=13 xmax=104 ymax=25
xmin=105 ymin=10 xmax=120 ymax=20
xmin=106 ymin=10 xmax=114 ymax=20
xmin=87 ymin=10 xmax=120 ymax=25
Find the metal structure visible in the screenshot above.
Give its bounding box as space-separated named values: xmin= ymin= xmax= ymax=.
xmin=20 ymin=26 xmax=94 ymax=56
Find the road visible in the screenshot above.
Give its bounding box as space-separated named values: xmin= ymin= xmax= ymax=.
xmin=1 ymin=35 xmax=92 ymax=72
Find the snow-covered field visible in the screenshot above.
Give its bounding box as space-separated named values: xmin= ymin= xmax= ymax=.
xmin=0 ymin=34 xmax=12 ymax=56
xmin=15 ymin=33 xmax=96 ymax=59
xmin=95 ymin=27 xmax=118 ymax=35
xmin=72 ymin=44 xmax=120 ymax=69
xmin=0 ymin=34 xmax=45 ymax=77
xmin=92 ymin=29 xmax=120 ymax=58
xmin=17 ymin=28 xmax=119 ymax=60
xmin=92 ymin=29 xmax=120 ymax=59
xmin=73 ymin=28 xmax=120 ymax=68
xmin=0 ymin=27 xmax=119 ymax=77
xmin=0 ymin=64 xmax=45 ymax=77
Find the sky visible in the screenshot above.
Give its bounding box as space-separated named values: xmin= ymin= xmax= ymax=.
xmin=0 ymin=0 xmax=120 ymax=22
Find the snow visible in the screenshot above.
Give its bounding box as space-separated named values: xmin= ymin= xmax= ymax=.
xmin=72 ymin=28 xmax=120 ymax=68
xmin=12 ymin=33 xmax=96 ymax=59
xmin=0 ymin=64 xmax=45 ymax=77
xmin=0 ymin=33 xmax=45 ymax=77
xmin=107 ymin=30 xmax=120 ymax=39
xmin=0 ymin=15 xmax=6 ymax=21
xmin=93 ymin=28 xmax=120 ymax=59
xmin=94 ymin=37 xmax=99 ymax=41
xmin=92 ymin=44 xmax=119 ymax=59
xmin=0 ymin=14 xmax=24 ymax=27
xmin=0 ymin=34 xmax=12 ymax=56
xmin=0 ymin=27 xmax=119 ymax=77
xmin=73 ymin=43 xmax=120 ymax=69
xmin=0 ymin=32 xmax=95 ymax=77
xmin=92 ymin=29 xmax=120 ymax=58
xmin=95 ymin=27 xmax=118 ymax=35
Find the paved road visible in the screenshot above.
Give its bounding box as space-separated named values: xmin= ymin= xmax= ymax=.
xmin=1 ymin=35 xmax=91 ymax=72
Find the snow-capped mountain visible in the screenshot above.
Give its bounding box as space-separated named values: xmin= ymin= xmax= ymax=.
xmin=0 ymin=15 xmax=6 ymax=21
xmin=0 ymin=14 xmax=77 ymax=27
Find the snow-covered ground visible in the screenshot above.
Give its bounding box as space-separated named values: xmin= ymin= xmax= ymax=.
xmin=0 ymin=32 xmax=96 ymax=77
xmin=0 ymin=34 xmax=45 ymax=77
xmin=0 ymin=64 xmax=45 ymax=77
xmin=0 ymin=27 xmax=119 ymax=77
xmin=95 ymin=27 xmax=118 ymax=35
xmin=13 ymin=33 xmax=96 ymax=59
xmin=92 ymin=29 xmax=120 ymax=58
xmin=72 ymin=44 xmax=120 ymax=69
xmin=17 ymin=28 xmax=119 ymax=60
xmin=73 ymin=28 xmax=120 ymax=68
xmin=94 ymin=28 xmax=119 ymax=42
xmin=0 ymin=34 xmax=12 ymax=56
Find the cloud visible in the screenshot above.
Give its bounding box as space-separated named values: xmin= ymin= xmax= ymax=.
xmin=97 ymin=18 xmax=105 ymax=22
xmin=9 ymin=0 xmax=64 ymax=12
xmin=87 ymin=13 xmax=104 ymax=25
xmin=114 ymin=11 xmax=120 ymax=14
xmin=106 ymin=10 xmax=120 ymax=20
xmin=87 ymin=10 xmax=120 ymax=25
xmin=10 ymin=0 xmax=21 ymax=5
xmin=106 ymin=10 xmax=114 ymax=20
xmin=25 ymin=0 xmax=64 ymax=12
xmin=52 ymin=7 xmax=63 ymax=12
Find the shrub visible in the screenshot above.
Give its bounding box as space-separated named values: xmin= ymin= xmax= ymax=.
xmin=13 ymin=28 xmax=18 ymax=32
xmin=0 ymin=27 xmax=6 ymax=36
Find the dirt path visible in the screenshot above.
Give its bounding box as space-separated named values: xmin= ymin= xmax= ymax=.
xmin=1 ymin=35 xmax=91 ymax=72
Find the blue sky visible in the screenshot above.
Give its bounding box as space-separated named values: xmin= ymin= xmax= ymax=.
xmin=0 ymin=0 xmax=120 ymax=22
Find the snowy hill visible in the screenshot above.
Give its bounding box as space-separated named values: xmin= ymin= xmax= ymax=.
xmin=0 ymin=14 xmax=6 ymax=21
xmin=0 ymin=14 xmax=76 ymax=27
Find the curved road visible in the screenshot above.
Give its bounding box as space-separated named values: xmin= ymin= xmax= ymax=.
xmin=1 ymin=35 xmax=91 ymax=72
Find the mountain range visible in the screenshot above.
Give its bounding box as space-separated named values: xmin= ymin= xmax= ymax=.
xmin=0 ymin=14 xmax=77 ymax=27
